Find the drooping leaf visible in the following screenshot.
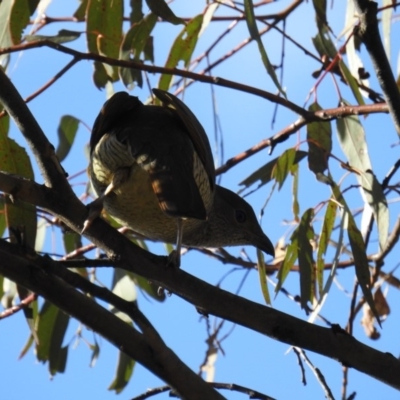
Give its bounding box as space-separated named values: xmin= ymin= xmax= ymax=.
xmin=308 ymin=204 xmax=345 ymax=323
xmin=26 ymin=30 xmax=82 ymax=44
xmin=19 ymin=332 xmax=35 ymax=359
xmin=307 ymin=102 xmax=332 ymax=176
xmin=0 ymin=275 xmax=3 ymax=302
xmin=275 ymin=235 xmax=298 ymax=294
xmin=336 ymin=105 xmax=389 ymax=251
xmin=0 ymin=125 xmax=37 ymax=337
xmin=0 ymin=111 xmax=9 ymax=238
xmin=0 ymin=0 xmax=38 ymax=66
xmin=56 ymin=115 xmax=80 ymax=161
xmin=74 ymin=0 xmax=88 ymax=20
xmin=0 ymin=195 xmax=5 ymax=239
xmin=158 ymin=14 xmax=203 ymax=90
xmin=291 ymin=163 xmax=300 ymax=222
xmin=145 ymin=0 xmax=185 ymax=25
xmin=36 ymin=301 xmax=70 ymax=375
xmin=0 ymin=135 xmax=36 ymax=248
xmin=330 ymin=178 xmax=380 ymax=324
xmin=34 ymin=218 xmax=47 ymax=253
xmin=0 ymin=0 xmax=12 ymax=67
xmin=129 ymin=0 xmax=144 ymax=24
xmin=240 ymin=150 xmax=307 ymax=189
xmin=62 ymin=231 xmax=83 ymax=254
xmin=86 ymin=0 xmax=123 ymax=88
xmin=316 ymin=200 xmax=337 ymax=296
xmin=133 ymin=274 xmax=165 ymax=302
xmin=338 ymin=59 xmax=365 ymax=106
xmin=243 ymin=0 xmax=285 ymax=96
xmin=257 ymin=249 xmax=271 ymax=305
xmin=272 ymin=148 xmax=298 ymax=190
xmin=382 ymin=0 xmax=392 ymax=61
xmin=90 ymin=337 xmax=100 ymax=367
xmin=110 ymin=269 xmax=137 ymax=323
xmin=119 ymin=13 xmax=157 ymax=89
xmin=344 ymin=1 xmax=370 ymax=99
xmin=297 ymin=208 xmax=315 ymax=309
xmin=1 ymin=277 xmax=17 ymax=308
xmin=312 ymin=0 xmax=327 ymax=31
xmin=199 ymin=3 xmax=219 ymax=37
xmin=108 ymin=351 xmax=135 ymax=393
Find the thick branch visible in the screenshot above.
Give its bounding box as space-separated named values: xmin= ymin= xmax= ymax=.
xmin=0 ymin=174 xmax=399 ymax=390
xmin=354 ymin=0 xmax=400 ymax=135
xmin=0 ymin=240 xmax=224 ymax=400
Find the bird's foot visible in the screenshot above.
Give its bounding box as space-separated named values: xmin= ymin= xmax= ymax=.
xmin=82 ymin=197 xmax=104 ymax=233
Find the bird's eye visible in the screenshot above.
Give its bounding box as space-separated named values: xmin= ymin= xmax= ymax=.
xmin=235 ymin=209 xmax=247 ymax=223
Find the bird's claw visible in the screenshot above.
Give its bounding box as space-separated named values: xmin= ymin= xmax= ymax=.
xmin=82 ymin=197 xmax=104 ymax=234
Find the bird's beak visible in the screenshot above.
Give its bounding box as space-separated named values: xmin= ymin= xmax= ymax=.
xmin=252 ymin=234 xmax=275 ymax=257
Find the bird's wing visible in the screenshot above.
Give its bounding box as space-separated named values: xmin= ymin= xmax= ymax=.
xmin=152 ymin=89 xmax=215 ymax=191
xmin=114 ymin=95 xmax=209 ymax=221
xmin=90 ymin=92 xmax=142 ymax=154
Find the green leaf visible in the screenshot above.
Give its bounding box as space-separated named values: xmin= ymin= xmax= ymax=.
xmin=86 ymin=0 xmax=123 ymax=88
xmin=199 ymin=3 xmax=220 ymax=37
xmin=275 ymin=236 xmax=298 ymax=294
xmin=0 ymin=274 xmax=3 ymax=301
xmin=19 ymin=332 xmax=35 ymax=359
xmin=240 ymin=150 xmax=307 ymax=189
xmin=119 ymin=13 xmax=157 ymax=89
xmin=110 ymin=269 xmax=137 ymax=323
xmin=297 ymin=208 xmax=315 ymax=309
xmin=309 ymin=204 xmax=345 ymax=323
xmin=145 ymin=0 xmax=184 ymax=25
xmin=316 ymin=200 xmax=337 ymax=296
xmin=312 ymin=0 xmax=327 ymax=31
xmin=133 ymin=274 xmax=165 ymax=302
xmin=336 ymin=106 xmax=389 ymax=251
xmin=89 ymin=338 xmax=100 ymax=367
xmin=0 ymin=196 xmax=5 ymax=239
xmin=339 ymin=60 xmax=365 ymax=106
xmin=62 ymin=231 xmax=83 ymax=254
xmin=257 ymin=249 xmax=271 ymax=305
xmin=74 ymin=0 xmax=88 ymax=20
xmin=56 ymin=115 xmax=80 ymax=162
xmin=36 ymin=301 xmax=70 ymax=375
xmin=108 ymin=351 xmax=135 ymax=393
xmin=0 ymin=134 xmax=36 ymax=248
xmin=158 ymin=14 xmax=203 ymax=90
xmin=243 ymin=0 xmax=285 ymax=96
xmin=344 ymin=1 xmax=370 ymax=99
xmin=330 ymin=178 xmax=380 ymax=324
xmin=9 ymin=0 xmax=39 ymax=44
xmin=307 ymin=102 xmax=332 ymax=175
xmin=1 ymin=277 xmax=17 ymax=308
xmin=382 ymin=0 xmax=392 ymax=61
xmin=25 ymin=29 xmax=82 ymax=44
xmin=291 ymin=163 xmax=300 ymax=222
xmin=129 ymin=0 xmax=144 ymax=24
xmin=272 ymin=148 xmax=297 ymax=190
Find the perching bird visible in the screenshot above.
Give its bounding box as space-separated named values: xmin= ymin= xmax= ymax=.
xmin=87 ymin=89 xmax=274 ymax=265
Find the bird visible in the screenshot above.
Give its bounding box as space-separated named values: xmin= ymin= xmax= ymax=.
xmin=87 ymin=89 xmax=274 ymax=266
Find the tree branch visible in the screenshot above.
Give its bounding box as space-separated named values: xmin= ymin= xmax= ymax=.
xmin=0 ymin=239 xmax=224 ymax=400
xmin=354 ymin=0 xmax=400 ymax=135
